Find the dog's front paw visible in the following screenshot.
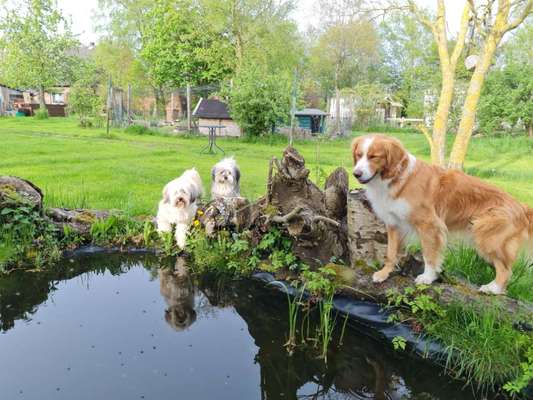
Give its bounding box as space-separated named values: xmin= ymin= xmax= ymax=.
xmin=479 ymin=281 xmax=504 ymax=295
xmin=372 ymin=269 xmax=390 ymax=283
xmin=414 ymin=270 xmax=438 ymax=285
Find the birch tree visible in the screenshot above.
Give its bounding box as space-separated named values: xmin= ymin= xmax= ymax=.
xmin=399 ymin=0 xmax=531 ymax=168
xmin=448 ymin=0 xmax=533 ymax=168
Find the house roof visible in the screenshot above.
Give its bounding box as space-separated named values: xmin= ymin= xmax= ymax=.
xmin=294 ymin=108 xmax=328 ymax=116
xmin=193 ymin=98 xmax=232 ymax=119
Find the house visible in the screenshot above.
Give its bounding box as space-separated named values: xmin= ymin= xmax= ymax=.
xmin=376 ymin=96 xmax=403 ymax=121
xmin=0 ymin=84 xmax=25 ymax=115
xmin=328 ymin=95 xmax=403 ymax=126
xmin=192 ymin=98 xmax=241 ymax=137
xmin=295 ymin=108 xmax=328 ymax=134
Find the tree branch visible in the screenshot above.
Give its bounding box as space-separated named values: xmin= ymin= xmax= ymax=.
xmin=269 ymin=206 xmax=304 ymax=224
xmin=451 ymin=1 xmax=472 ymax=65
xmin=312 ymin=215 xmax=341 ymax=228
xmin=504 ymin=0 xmax=532 ymax=32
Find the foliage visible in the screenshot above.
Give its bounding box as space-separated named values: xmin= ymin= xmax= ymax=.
xmin=503 ymin=345 xmax=533 ymax=395
xmin=444 ymin=244 xmax=533 ymax=303
xmin=200 ymin=0 xmax=301 ymax=72
xmin=0 ymin=189 xmax=60 ymax=270
xmin=378 ymin=13 xmax=440 ymax=118
xmin=226 ymin=64 xmax=291 ymax=136
xmin=386 ymin=285 xmax=446 ymax=323
xmin=90 ymin=215 xmax=147 ymax=246
xmin=392 ymin=335 xmax=407 ymax=351
xmin=308 ymin=16 xmax=379 ymax=94
xmin=68 ymin=61 xmax=103 ymax=128
xmin=300 ymin=265 xmax=337 ymax=297
xmin=478 ymin=64 xmax=533 ymax=136
xmin=34 ymin=108 xmax=49 ymax=120
xmin=252 ymin=227 xmax=301 ymax=272
xmin=124 ymin=124 xmax=156 ymax=135
xmin=141 ymin=0 xmax=233 ymax=88
xmin=0 ymin=0 xmax=79 ymax=105
xmin=428 ymin=302 xmax=532 ymax=394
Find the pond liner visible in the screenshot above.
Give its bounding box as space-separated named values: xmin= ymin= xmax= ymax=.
xmin=251 ymin=271 xmax=447 ymax=362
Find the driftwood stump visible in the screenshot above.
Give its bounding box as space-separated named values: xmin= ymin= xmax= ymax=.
xmin=267 ymin=146 xmax=349 ymax=265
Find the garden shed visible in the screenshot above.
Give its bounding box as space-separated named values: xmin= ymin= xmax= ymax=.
xmin=295 ymin=108 xmax=328 ymax=134
xmin=192 ymin=98 xmax=241 ymax=137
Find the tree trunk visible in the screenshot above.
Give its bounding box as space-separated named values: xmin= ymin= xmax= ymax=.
xmin=39 ymin=85 xmax=46 ymax=110
xmin=335 ymin=86 xmax=341 ymax=137
xmin=431 ymin=70 xmax=454 ymax=167
xmin=528 ymin=123 xmax=533 ymax=138
xmin=449 ymin=35 xmax=499 ymax=169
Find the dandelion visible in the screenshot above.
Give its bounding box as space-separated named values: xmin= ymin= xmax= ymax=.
xmin=197 ymin=210 xmax=204 ymax=216
xmin=193 ymin=220 xmax=200 ymax=227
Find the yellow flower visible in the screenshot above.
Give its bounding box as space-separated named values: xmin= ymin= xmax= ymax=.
xmin=197 ymin=210 xmax=204 ymax=216
xmin=193 ymin=219 xmax=200 ymax=227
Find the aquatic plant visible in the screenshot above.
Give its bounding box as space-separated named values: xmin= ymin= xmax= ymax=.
xmin=285 ymin=283 xmax=306 ymax=356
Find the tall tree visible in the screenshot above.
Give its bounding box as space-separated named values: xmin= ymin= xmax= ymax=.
xmin=141 ymin=0 xmax=233 ymax=88
xmin=449 ymin=0 xmax=532 ymax=168
xmin=200 ymin=0 xmax=300 ymax=72
xmin=0 ymin=0 xmax=78 ymax=109
xmin=308 ymin=18 xmax=379 ymax=134
xmin=405 ymin=0 xmax=472 ymax=166
xmin=379 ymin=14 xmax=440 ymax=117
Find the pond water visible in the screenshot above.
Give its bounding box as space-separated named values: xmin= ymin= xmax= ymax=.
xmin=0 ymin=252 xmax=479 ymax=400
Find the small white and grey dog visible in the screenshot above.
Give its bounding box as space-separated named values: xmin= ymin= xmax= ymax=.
xmin=211 ymin=157 xmax=241 ymax=199
xmin=156 ymin=168 xmax=203 ymax=249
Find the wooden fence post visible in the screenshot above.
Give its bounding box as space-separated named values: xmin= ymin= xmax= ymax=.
xmin=186 ymin=84 xmax=192 ymax=133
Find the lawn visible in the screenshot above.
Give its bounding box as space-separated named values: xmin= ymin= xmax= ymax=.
xmin=1 ymin=116 xmax=532 ymax=216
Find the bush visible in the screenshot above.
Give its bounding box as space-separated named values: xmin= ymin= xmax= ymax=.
xmin=226 ymin=64 xmax=291 ymax=137
xmin=124 ymin=124 xmax=156 ymax=135
xmin=34 ymin=108 xmax=49 ymax=119
xmin=68 ymin=85 xmax=102 ymax=128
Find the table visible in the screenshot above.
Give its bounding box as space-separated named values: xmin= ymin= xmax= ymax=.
xmin=199 ymin=125 xmax=225 ymax=155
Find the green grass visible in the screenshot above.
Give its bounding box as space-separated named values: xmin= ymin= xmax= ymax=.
xmin=427 ymin=301 xmax=532 ymax=394
xmin=444 ymin=245 xmax=533 ymax=303
xmin=1 ymin=117 xmax=532 ymax=217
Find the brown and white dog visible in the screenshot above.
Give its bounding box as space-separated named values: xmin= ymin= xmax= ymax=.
xmin=351 ymin=134 xmax=533 ymax=295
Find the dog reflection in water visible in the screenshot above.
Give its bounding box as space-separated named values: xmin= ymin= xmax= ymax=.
xmin=159 ymin=257 xmax=196 ymax=332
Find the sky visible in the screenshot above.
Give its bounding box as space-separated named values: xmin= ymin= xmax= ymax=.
xmin=57 ymin=0 xmax=464 ymax=45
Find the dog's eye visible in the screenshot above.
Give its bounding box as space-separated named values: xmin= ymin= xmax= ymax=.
xmin=368 ymin=155 xmax=376 ymax=160
xmin=356 ymin=152 xmax=363 ymax=158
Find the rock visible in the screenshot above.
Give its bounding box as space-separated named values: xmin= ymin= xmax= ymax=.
xmin=0 ymin=176 xmax=43 ymax=209
xmin=46 ymin=208 xmax=111 ymax=236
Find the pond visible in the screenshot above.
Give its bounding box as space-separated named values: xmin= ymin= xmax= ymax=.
xmin=0 ymin=251 xmax=478 ymax=400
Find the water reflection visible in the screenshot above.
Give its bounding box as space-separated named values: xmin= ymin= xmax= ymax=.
xmin=159 ymin=257 xmax=197 ymax=331
xmin=0 ymin=252 xmax=478 ymax=400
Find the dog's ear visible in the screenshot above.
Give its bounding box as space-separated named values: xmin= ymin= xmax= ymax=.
xmin=162 ymin=185 xmax=170 ymax=204
xmin=234 ymin=166 xmax=240 ymax=183
xmin=211 ymin=166 xmax=216 ymax=181
xmin=382 ymin=139 xmax=406 ymax=180
xmin=351 ymin=137 xmax=362 ymax=164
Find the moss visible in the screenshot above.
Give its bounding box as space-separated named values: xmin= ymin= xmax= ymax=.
xmin=72 ymin=211 xmax=97 ymax=224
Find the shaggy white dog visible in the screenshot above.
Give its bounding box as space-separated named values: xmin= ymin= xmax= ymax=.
xmin=156 ymin=168 xmax=203 ymax=249
xmin=211 ymin=157 xmax=241 ymax=199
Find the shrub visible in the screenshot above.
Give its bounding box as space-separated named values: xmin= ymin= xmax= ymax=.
xmin=68 ymin=85 xmax=102 ymax=128
xmin=226 ymin=64 xmax=291 ymax=137
xmin=124 ymin=124 xmax=156 ymax=135
xmin=34 ymin=108 xmax=49 ymax=119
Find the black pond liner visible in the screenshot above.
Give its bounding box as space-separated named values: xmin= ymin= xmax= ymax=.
xmin=251 ymin=271 xmax=447 ymax=361
xmin=251 ymin=271 xmax=533 ymax=399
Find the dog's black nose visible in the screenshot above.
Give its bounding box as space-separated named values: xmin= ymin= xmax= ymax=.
xmin=353 ymin=170 xmax=362 ymax=179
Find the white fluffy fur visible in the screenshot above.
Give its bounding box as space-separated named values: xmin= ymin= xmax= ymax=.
xmin=211 ymin=157 xmax=241 ymax=199
xmin=156 ymin=168 xmax=203 ymax=249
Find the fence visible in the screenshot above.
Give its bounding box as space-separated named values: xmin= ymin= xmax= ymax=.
xmin=105 ymin=81 xmax=220 ymax=131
